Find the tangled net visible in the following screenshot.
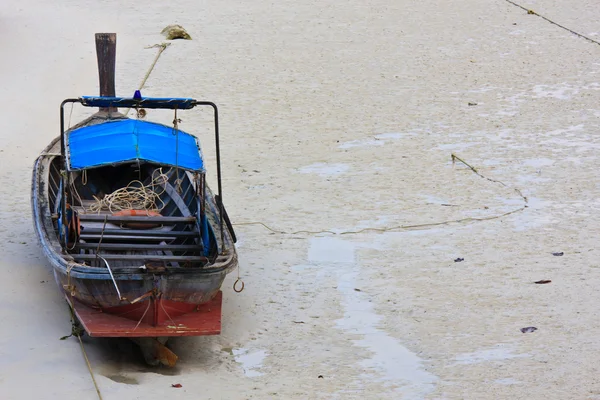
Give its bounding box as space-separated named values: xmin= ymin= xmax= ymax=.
xmin=87 ymin=169 xmax=169 ymax=213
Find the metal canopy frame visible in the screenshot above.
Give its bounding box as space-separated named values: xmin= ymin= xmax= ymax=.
xmin=58 ymin=97 xmax=225 ymax=251
xmin=80 ymin=96 xmax=197 ymax=110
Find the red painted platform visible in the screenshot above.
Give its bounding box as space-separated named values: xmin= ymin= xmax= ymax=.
xmin=68 ymin=291 xmax=222 ymax=337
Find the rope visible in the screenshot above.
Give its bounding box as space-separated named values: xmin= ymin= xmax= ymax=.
xmin=60 ymin=304 xmax=85 ymax=340
xmin=63 ymin=264 xmax=76 ymax=296
xmin=87 ymin=169 xmax=168 ymax=213
xmin=233 ymin=154 xmax=528 ymax=236
xmin=232 ymin=209 xmax=526 ymax=236
xmin=77 ymin=334 xmax=103 ymax=400
xmin=172 ymin=109 xmax=183 ymax=193
xmin=504 ymin=0 xmax=600 ymax=47
xmin=65 ymin=205 xmax=80 ymax=251
xmin=133 ymin=301 xmax=151 ymax=331
xmin=159 ymin=297 xmax=177 ymax=327
xmin=123 ymin=43 xmax=171 ymax=117
xmin=233 ymin=264 xmax=244 ymax=292
xmin=70 ymin=180 xmax=85 ymax=209
xmin=99 ymin=256 xmax=124 ymax=301
xmin=61 ymin=277 xmax=103 ymax=399
xmin=95 ymin=216 xmax=108 ymax=258
xmin=68 ymin=103 xmax=75 ymax=130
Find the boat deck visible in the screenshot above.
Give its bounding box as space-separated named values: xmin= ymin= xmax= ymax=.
xmin=69 ymin=201 xmax=206 ymax=267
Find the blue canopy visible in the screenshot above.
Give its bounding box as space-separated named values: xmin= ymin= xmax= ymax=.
xmin=66 ymin=119 xmax=204 ymax=171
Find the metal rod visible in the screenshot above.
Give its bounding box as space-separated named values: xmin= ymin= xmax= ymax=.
xmin=95 ymin=215 xmax=108 ymax=260
xmin=201 ymin=174 xmax=207 ymax=252
xmin=59 ymin=99 xmax=83 ymax=249
xmin=80 ymin=229 xmax=199 ymax=237
xmin=59 ymin=103 xmax=67 ymax=248
xmin=214 ymin=105 xmax=225 ymax=251
xmin=98 ymin=256 xmax=123 ymax=300
xmin=75 ymin=243 xmax=201 ymax=251
xmin=193 ymin=101 xmax=225 ymax=251
xmin=78 ymin=215 xmax=196 ymax=223
xmin=73 ymin=254 xmax=209 ymax=262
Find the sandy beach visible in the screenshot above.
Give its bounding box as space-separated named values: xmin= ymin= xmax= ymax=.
xmin=2 ymin=0 xmax=600 ymax=398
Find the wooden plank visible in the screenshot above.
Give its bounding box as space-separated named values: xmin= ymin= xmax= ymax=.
xmin=81 ymin=228 xmax=198 ymax=237
xmin=75 ymin=243 xmax=201 ymax=251
xmin=79 ymin=235 xmax=187 ymax=242
xmin=70 ymin=254 xmax=208 ymax=262
xmin=158 ymin=179 xmax=193 ymax=217
xmin=78 ymin=215 xmax=196 ymax=223
xmin=95 ymin=33 xmax=117 ymax=112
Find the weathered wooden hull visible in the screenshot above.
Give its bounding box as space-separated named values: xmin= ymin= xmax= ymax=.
xmin=32 ymin=128 xmax=238 ymax=337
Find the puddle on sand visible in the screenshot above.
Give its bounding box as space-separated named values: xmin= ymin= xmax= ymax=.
xmin=532 ymin=84 xmax=578 ymax=100
xmin=297 ymin=163 xmax=349 ymax=177
xmin=497 ymin=196 xmax=555 ymax=231
xmin=422 ymin=194 xmax=452 ymax=205
xmin=308 ymin=236 xmax=355 ymax=263
xmin=308 ymin=237 xmax=438 ymax=397
xmin=522 ymin=158 xmax=554 ymax=168
xmin=339 ymin=138 xmax=385 ymax=149
xmin=436 ymin=142 xmax=478 ymax=152
xmin=338 ymin=132 xmax=411 ymax=149
xmin=494 ymin=378 xmax=522 ymax=385
xmin=232 ymin=348 xmax=267 ymax=377
xmin=374 ymin=132 xmax=408 ymax=140
xmin=452 ymin=345 xmax=530 ymax=366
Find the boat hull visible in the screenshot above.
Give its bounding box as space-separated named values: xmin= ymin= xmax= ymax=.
xmin=54 ymin=264 xmax=227 ymax=308
xmin=33 ymin=130 xmax=238 ymax=338
xmin=68 ymin=291 xmax=223 ymax=337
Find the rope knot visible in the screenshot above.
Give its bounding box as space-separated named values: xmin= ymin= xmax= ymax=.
xmin=63 ymin=284 xmax=76 ymax=297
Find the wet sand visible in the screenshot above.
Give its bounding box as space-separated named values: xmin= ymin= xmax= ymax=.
xmin=2 ymin=0 xmax=600 ymax=398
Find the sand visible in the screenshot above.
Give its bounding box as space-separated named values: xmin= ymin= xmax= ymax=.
xmin=2 ymin=0 xmax=600 ymax=398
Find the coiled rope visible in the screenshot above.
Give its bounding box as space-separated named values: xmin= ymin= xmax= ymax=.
xmin=86 ymin=169 xmax=169 ymax=213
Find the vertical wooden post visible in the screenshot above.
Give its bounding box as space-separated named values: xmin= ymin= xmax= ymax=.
xmin=95 ymin=33 xmax=117 ymax=112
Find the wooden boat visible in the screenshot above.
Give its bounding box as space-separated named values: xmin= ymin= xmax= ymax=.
xmin=31 ymin=33 xmax=238 ymax=366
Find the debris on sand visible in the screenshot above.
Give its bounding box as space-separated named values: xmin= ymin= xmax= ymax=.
xmin=161 ymin=25 xmax=192 ymax=40
xmin=520 ymin=327 xmax=537 ymax=333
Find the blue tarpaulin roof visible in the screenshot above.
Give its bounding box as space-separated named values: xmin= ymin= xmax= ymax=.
xmin=66 ymin=119 xmax=204 ymax=171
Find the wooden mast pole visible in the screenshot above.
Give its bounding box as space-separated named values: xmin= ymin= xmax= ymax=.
xmin=95 ymin=33 xmax=117 ymax=113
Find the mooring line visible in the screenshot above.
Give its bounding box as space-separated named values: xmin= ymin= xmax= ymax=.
xmin=64 ymin=298 xmax=102 ymax=399
xmin=77 ymin=334 xmax=103 ymax=400
xmin=504 ymin=0 xmax=600 ymax=47
xmin=234 ymin=154 xmax=527 ymax=236
xmin=123 ymin=42 xmax=172 ymax=117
